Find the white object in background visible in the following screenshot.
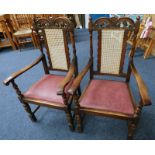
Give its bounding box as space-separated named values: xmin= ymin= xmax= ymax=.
xmin=140 ymin=17 xmax=152 ymax=39
xmin=74 ymin=14 xmax=82 ymax=29
xmin=85 ymin=14 xmax=89 ymax=29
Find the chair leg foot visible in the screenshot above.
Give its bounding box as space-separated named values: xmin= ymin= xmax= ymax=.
xmin=127 ymin=120 xmax=137 ymax=140
xmin=65 ymin=109 xmax=74 ymax=131
xmin=76 ymin=127 xmax=83 ymax=133
xmin=29 ymin=114 xmax=37 ymax=122
xmin=127 ymin=135 xmax=133 ymax=140
xmin=22 ymin=101 xmax=37 ymax=122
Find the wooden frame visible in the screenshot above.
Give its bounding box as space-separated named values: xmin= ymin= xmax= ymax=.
xmin=3 ymin=17 xmax=80 ymax=131
xmin=43 ymin=29 xmax=70 ymax=71
xmin=8 ymin=14 xmax=37 ymax=49
xmin=10 ymin=14 xmax=33 ymax=30
xmin=68 ymin=17 xmax=151 ymax=139
xmin=90 ymin=17 xmax=139 ymax=77
xmin=0 ymin=14 xmax=17 ymax=50
xmin=33 ymin=17 xmax=78 ymax=72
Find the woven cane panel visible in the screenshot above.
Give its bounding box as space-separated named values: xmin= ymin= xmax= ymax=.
xmin=100 ymin=29 xmax=124 ymax=74
xmin=45 ymin=29 xmax=68 ymax=70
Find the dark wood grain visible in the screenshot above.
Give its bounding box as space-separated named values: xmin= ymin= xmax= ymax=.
xmin=68 ymin=58 xmax=93 ymax=95
xmin=130 ymin=60 xmax=151 ymax=106
xmin=4 ymin=17 xmax=79 ymax=131
xmin=69 ymin=16 xmax=151 ymax=139
xmin=3 ymin=54 xmax=44 ymax=85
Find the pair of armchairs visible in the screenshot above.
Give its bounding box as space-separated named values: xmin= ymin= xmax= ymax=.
xmin=4 ymin=17 xmax=151 ymax=139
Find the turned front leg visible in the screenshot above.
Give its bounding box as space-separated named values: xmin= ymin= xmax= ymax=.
xmin=65 ymin=107 xmax=74 ymax=131
xmin=11 ymin=80 xmax=37 ymax=122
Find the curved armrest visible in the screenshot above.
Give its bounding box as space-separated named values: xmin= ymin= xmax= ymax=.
xmin=130 ymin=61 xmax=151 ymax=106
xmin=57 ymin=57 xmax=76 ymax=95
xmin=68 ymin=58 xmax=93 ymax=95
xmin=3 ymin=54 xmax=44 ymax=86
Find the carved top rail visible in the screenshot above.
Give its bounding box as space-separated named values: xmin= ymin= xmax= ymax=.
xmin=33 ymin=17 xmax=74 ymax=32
xmin=89 ymin=17 xmax=138 ymax=30
xmin=89 ymin=17 xmax=140 ymax=39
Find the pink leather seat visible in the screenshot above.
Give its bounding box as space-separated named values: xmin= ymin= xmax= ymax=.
xmin=79 ymin=79 xmax=135 ymax=116
xmin=23 ymin=74 xmax=71 ymax=105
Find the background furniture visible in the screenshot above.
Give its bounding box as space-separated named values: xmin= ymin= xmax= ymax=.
xmin=68 ymin=17 xmax=151 ymax=139
xmin=10 ymin=14 xmax=66 ymax=49
xmin=9 ymin=14 xmax=38 ymax=49
xmin=3 ymin=17 xmax=79 ymax=130
xmin=67 ymin=14 xmax=85 ymax=28
xmin=0 ymin=14 xmax=66 ymax=51
xmin=0 ymin=14 xmax=17 ymax=50
xmin=136 ymin=25 xmax=155 ymax=59
xmin=128 ymin=15 xmax=155 ymax=59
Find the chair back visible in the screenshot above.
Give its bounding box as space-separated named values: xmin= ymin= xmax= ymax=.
xmin=33 ymin=17 xmax=77 ymax=72
xmin=89 ymin=17 xmax=140 ymax=76
xmin=10 ymin=14 xmax=33 ymax=30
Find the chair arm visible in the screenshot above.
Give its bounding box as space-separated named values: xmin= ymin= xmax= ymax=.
xmin=130 ymin=61 xmax=151 ymax=106
xmin=57 ymin=57 xmax=76 ymax=95
xmin=3 ymin=54 xmax=44 ymax=86
xmin=68 ymin=58 xmax=93 ymax=95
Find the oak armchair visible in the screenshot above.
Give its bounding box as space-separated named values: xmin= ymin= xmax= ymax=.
xmin=68 ymin=17 xmax=151 ymax=139
xmin=4 ymin=17 xmax=80 ymax=131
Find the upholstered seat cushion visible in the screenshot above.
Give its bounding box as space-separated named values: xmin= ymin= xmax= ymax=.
xmin=23 ymin=74 xmax=71 ymax=105
xmin=79 ymin=79 xmax=134 ymax=116
xmin=14 ymin=28 xmax=32 ymax=36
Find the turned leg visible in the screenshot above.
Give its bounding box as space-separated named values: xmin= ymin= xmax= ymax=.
xmin=65 ymin=108 xmax=74 ymax=131
xmin=11 ymin=81 xmax=37 ymax=122
xmin=127 ymin=120 xmax=137 ymax=140
xmin=20 ymin=100 xmax=37 ymax=122
xmin=127 ymin=102 xmax=142 ymax=139
xmin=73 ymin=94 xmax=83 ymax=132
xmin=75 ymin=108 xmax=83 ymax=132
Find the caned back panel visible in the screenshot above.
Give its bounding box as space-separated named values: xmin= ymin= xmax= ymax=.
xmin=89 ymin=17 xmax=140 ymax=75
xmin=100 ymin=29 xmax=125 ymax=74
xmin=45 ymin=29 xmax=68 ymax=70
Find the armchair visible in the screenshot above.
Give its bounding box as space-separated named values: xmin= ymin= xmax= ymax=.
xmin=4 ymin=17 xmax=80 ymax=131
xmin=68 ymin=17 xmax=151 ymax=139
